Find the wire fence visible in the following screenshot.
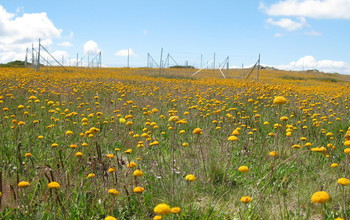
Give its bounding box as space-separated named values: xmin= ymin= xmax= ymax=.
xmin=24 ymin=40 xmax=261 ymax=80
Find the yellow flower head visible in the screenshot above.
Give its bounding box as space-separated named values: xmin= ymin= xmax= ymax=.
xmin=231 ymin=129 xmax=240 ymax=135
xmin=150 ymin=141 xmax=159 ymax=146
xmin=133 ymin=169 xmax=144 ymax=177
xmin=337 ymin=178 xmax=350 ymax=186
xmin=305 ymin=142 xmax=312 ymax=147
xmin=168 ymin=116 xmax=179 ymax=122
xmin=47 ymin=181 xmax=60 ymax=189
xmin=153 ymin=215 xmax=162 ymax=220
xmin=18 ymin=121 xmax=26 ymax=126
xmin=108 ymin=188 xmax=119 ymax=196
xmin=107 ymin=167 xmax=116 ymax=173
xmin=119 ymin=118 xmax=126 ymax=123
xmin=192 ymin=128 xmax=203 ymax=135
xmin=89 ymin=127 xmax=100 ymax=134
xmin=170 ymin=207 xmax=181 ymax=214
xmin=280 ymin=116 xmax=288 ymax=121
xmin=330 ymin=163 xmax=339 ymax=168
xmin=185 ymin=174 xmax=197 ymax=181
xmin=18 ymin=181 xmax=30 ymax=188
xmin=24 ymin=153 xmax=32 ymax=157
xmin=238 ymin=166 xmax=249 ymax=173
xmin=87 ymin=173 xmax=95 ymax=178
xmin=273 ymin=96 xmax=288 ymax=105
xmin=240 ymin=196 xmax=252 ymax=203
xmin=133 ymin=186 xmax=145 ymax=193
xmin=65 ymin=130 xmax=73 ymax=135
xmin=104 ymin=216 xmax=117 ymax=220
xmin=106 ymin=154 xmax=114 ymax=159
xmin=292 ymin=144 xmax=301 ymax=149
xmin=344 ymin=148 xmax=350 ymax=154
xmin=154 ymin=203 xmax=171 ymax=215
xmin=127 ymin=162 xmax=137 ymax=168
xmin=311 ymin=191 xmax=330 ymax=204
xmin=124 ymin=149 xmax=133 ymax=154
xmin=269 ymin=151 xmax=279 ymax=157
xmin=75 ymin=152 xmax=83 ymax=157
xmin=126 ymin=121 xmax=133 ymax=126
xmin=228 ymin=136 xmax=239 ymax=141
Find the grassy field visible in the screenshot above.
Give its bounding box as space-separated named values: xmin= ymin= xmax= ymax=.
xmin=0 ymin=67 xmax=349 ymax=220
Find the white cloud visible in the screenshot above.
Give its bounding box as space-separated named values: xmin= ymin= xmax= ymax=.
xmin=274 ymin=56 xmax=350 ymax=74
xmin=261 ymin=0 xmax=350 ymax=19
xmin=0 ymin=5 xmax=62 ymax=63
xmin=114 ymin=48 xmax=138 ymax=57
xmin=39 ymin=50 xmax=69 ymax=65
xmin=83 ymin=40 xmax=101 ymax=54
xmin=266 ymin=17 xmax=307 ymax=31
xmin=51 ymin=50 xmax=69 ymax=59
xmin=58 ymin=41 xmax=72 ymax=47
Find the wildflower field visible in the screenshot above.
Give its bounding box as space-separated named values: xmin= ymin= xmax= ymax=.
xmin=0 ymin=67 xmax=349 ymax=220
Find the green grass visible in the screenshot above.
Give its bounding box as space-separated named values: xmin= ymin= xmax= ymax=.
xmin=0 ymin=67 xmax=349 ymax=220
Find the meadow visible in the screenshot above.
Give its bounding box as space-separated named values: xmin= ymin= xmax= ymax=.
xmin=0 ymin=67 xmax=349 ymax=220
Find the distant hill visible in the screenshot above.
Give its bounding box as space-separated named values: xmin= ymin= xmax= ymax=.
xmin=0 ymin=60 xmax=30 ymax=68
xmin=170 ymin=65 xmax=195 ymax=69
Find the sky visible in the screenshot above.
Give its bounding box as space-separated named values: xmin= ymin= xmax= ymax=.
xmin=1 ymin=0 xmax=350 ymax=74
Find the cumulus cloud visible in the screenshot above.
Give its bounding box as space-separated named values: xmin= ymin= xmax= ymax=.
xmin=51 ymin=50 xmax=69 ymax=59
xmin=115 ymin=48 xmax=138 ymax=57
xmin=83 ymin=40 xmax=101 ymax=54
xmin=266 ymin=17 xmax=307 ymax=31
xmin=274 ymin=56 xmax=350 ymax=74
xmin=39 ymin=50 xmax=69 ymax=65
xmin=0 ymin=5 xmax=62 ymax=63
xmin=260 ymin=0 xmax=350 ymax=19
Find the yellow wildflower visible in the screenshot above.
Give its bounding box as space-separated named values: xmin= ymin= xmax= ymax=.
xmin=154 ymin=203 xmax=171 ymax=215
xmin=18 ymin=181 xmax=30 ymax=188
xmin=47 ymin=182 xmax=60 ymax=189
xmin=170 ymin=207 xmax=181 ymax=214
xmin=240 ymin=196 xmax=252 ymax=203
xmin=185 ymin=174 xmax=197 ymax=181
xmin=311 ymin=191 xmax=330 ymax=203
xmin=133 ymin=186 xmax=145 ymax=193
xmin=133 ymin=169 xmax=144 ymax=177
xmin=238 ymin=166 xmax=249 ymax=173
xmin=108 ymin=189 xmax=119 ymax=196
xmin=192 ymin=128 xmax=202 ymax=135
xmin=337 ymin=178 xmax=350 ymax=186
xmin=273 ymin=96 xmax=288 ymax=105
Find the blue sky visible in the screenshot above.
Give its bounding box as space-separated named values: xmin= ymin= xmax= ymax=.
xmin=1 ymin=0 xmax=350 ymax=73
